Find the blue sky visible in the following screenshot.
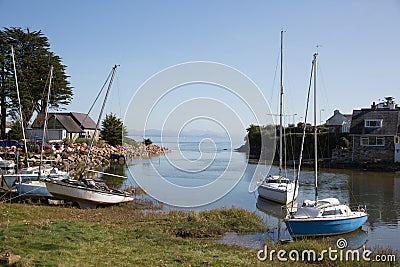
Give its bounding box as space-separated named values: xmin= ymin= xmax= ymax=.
xmin=1 ymin=0 xmax=400 ymax=139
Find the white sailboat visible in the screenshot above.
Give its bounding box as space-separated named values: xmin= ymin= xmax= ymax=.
xmin=44 ymin=65 xmax=134 ymax=208
xmin=14 ymin=65 xmax=67 ymax=197
xmin=257 ymin=31 xmax=298 ymax=204
xmin=2 ymin=165 xmax=68 ymax=192
xmin=284 ymin=53 xmax=368 ymax=237
xmin=1 ymin=48 xmax=62 ymax=197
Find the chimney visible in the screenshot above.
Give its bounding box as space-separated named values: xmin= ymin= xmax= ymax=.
xmin=385 ymin=96 xmax=396 ymax=110
xmin=371 ymin=102 xmax=377 ymax=109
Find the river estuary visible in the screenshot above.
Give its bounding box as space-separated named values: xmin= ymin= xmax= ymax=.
xmin=107 ymin=136 xmax=400 ymax=252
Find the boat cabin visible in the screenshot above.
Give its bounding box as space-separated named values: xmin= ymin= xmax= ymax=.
xmin=294 ymin=198 xmax=351 ymax=219
xmin=266 ymin=175 xmax=291 ymax=184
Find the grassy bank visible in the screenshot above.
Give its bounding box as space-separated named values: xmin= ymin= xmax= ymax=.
xmin=0 ymin=203 xmax=266 ymax=266
xmin=0 ymin=203 xmax=397 ymax=266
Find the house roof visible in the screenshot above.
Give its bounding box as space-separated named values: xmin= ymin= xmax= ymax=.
xmin=349 ymin=108 xmax=400 ymax=135
xmin=53 ymin=114 xmax=83 ymax=133
xmin=70 ymin=112 xmax=97 ymax=130
xmin=326 ymin=110 xmax=351 ymax=126
xmin=31 ymin=112 xmax=96 ymax=133
xmin=31 ymin=113 xmax=47 ymax=128
xmin=344 ymin=114 xmax=352 ymax=120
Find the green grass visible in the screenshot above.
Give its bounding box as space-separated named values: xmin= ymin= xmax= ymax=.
xmin=166 ymin=208 xmax=266 ymax=238
xmin=0 ymin=203 xmax=397 ymax=266
xmin=0 ymin=203 xmax=267 ymax=266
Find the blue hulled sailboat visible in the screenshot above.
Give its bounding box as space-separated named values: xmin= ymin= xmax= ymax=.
xmin=284 ymin=53 xmax=368 ymax=237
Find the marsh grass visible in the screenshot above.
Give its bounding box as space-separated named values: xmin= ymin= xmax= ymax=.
xmin=167 ymin=208 xmax=266 ymax=238
xmin=0 ymin=203 xmax=397 ymax=266
xmin=0 ymin=203 xmax=266 ymax=266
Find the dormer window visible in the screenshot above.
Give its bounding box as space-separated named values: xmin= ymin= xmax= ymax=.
xmin=365 ymin=119 xmax=382 ymax=128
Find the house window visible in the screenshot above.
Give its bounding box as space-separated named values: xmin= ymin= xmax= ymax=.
xmin=360 ymin=136 xmax=385 ymax=146
xmin=376 ymin=137 xmax=384 ymax=146
xmin=364 ymin=119 xmax=382 ymax=128
xmin=361 ymin=137 xmax=369 ymax=146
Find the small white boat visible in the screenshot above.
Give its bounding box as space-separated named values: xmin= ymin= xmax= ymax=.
xmin=45 ymin=178 xmax=134 ymax=209
xmin=258 ymin=175 xmax=298 ymax=204
xmin=14 ymin=168 xmax=68 ymax=197
xmin=15 ymin=179 xmax=51 ymax=197
xmin=257 ymin=31 xmax=298 ymax=204
xmin=2 ymin=166 xmax=68 ymax=195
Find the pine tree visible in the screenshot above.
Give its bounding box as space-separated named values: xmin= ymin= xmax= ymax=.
xmin=8 ymin=121 xmax=23 ymax=140
xmin=100 ymin=113 xmax=127 ymax=146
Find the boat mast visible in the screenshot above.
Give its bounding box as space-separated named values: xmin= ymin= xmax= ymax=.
xmin=80 ymin=65 xmax=118 ymax=179
xmin=313 ymin=52 xmax=318 ymax=204
xmin=279 ymin=30 xmax=284 ymax=178
xmin=11 ymin=46 xmax=29 ymax=168
xmin=38 ymin=66 xmax=53 ymax=180
xmin=289 ymin=52 xmax=315 ymax=208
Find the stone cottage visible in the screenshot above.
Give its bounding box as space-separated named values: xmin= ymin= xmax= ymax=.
xmin=349 ymin=97 xmax=400 ymax=163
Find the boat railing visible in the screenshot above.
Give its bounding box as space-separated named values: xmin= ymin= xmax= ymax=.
xmin=351 ymin=205 xmax=367 ymax=213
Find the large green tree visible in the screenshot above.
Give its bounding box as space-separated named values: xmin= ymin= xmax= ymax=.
xmin=0 ymin=27 xmax=73 ymax=138
xmin=101 ymin=113 xmax=127 ymax=146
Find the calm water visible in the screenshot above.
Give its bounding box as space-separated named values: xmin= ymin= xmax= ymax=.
xmin=110 ymin=136 xmax=400 ymax=252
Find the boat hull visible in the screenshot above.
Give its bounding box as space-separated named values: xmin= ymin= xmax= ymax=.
xmin=258 ymin=183 xmax=298 ymax=204
xmin=2 ymin=174 xmax=45 ymax=191
xmin=284 ymin=215 xmax=368 ymax=237
xmin=45 ymin=180 xmax=134 ymax=209
xmin=16 ymin=181 xmax=52 ymax=197
xmin=2 ymin=167 xmax=68 ymax=191
xmin=1 ymin=175 xmax=17 ymax=191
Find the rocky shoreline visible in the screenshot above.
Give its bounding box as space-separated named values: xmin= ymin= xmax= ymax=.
xmin=2 ymin=142 xmax=169 ymax=178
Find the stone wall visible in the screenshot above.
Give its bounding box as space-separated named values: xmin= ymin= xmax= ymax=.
xmin=331 ymin=148 xmax=352 ymax=164
xmin=7 ymin=142 xmax=168 ymax=178
xmin=349 ymin=135 xmax=394 ymax=163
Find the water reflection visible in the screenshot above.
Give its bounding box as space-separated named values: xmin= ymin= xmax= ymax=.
xmin=348 ymin=171 xmax=400 ymax=228
xmin=101 ymin=165 xmax=126 ymax=189
xmin=255 ymin=197 xmax=294 ymax=242
xmin=332 ymin=229 xmax=368 ymax=250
